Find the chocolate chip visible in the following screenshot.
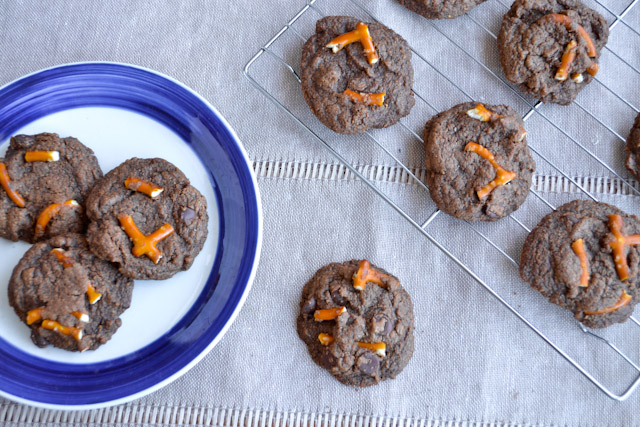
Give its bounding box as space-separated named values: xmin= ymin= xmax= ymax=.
xmin=180 ymin=207 xmax=196 ymax=223
xmin=357 ymin=352 xmax=380 ymax=376
xmin=330 ymin=286 xmax=349 ymax=306
xmin=301 ymin=297 xmax=316 ymax=314
xmin=373 ymin=314 xmax=395 ymax=335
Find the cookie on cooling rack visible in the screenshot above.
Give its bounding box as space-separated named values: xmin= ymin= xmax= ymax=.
xmin=397 ymin=0 xmax=487 ymax=19
xmin=498 ymin=0 xmax=608 ymax=105
xmin=0 ymin=133 xmax=103 ymax=243
xmin=297 ymin=259 xmax=414 ymax=387
xmin=625 ymin=113 xmax=640 ymax=182
xmin=86 ymin=158 xmax=208 ymax=280
xmin=520 ymin=200 xmax=640 ymax=329
xmin=8 ymin=234 xmax=134 ymax=352
xmin=423 ymin=102 xmax=535 ymax=221
xmin=300 ymin=16 xmax=415 ymax=134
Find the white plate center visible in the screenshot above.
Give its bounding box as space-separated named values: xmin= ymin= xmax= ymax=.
xmin=0 ymin=107 xmax=219 ymax=364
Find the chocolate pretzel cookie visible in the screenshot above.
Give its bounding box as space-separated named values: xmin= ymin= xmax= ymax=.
xmin=0 ymin=133 xmax=102 ymax=243
xmin=520 ymin=200 xmax=640 ymax=328
xmin=625 ymin=113 xmax=640 ymax=181
xmin=86 ymin=158 xmax=208 ymax=280
xmin=424 ymin=102 xmax=535 ymax=221
xmin=300 ymin=16 xmax=414 ymax=134
xmin=498 ymin=0 xmax=608 ymax=105
xmin=398 ymin=0 xmax=487 ymax=20
xmin=297 ymin=260 xmax=414 ymax=387
xmin=8 ymin=234 xmax=134 ymax=351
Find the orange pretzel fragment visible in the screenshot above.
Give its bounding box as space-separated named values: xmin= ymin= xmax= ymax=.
xmin=585 ymin=290 xmax=632 ymax=315
xmin=571 ymin=238 xmax=590 ymax=287
xmin=607 ymin=214 xmax=640 ymax=281
xmin=343 ymin=89 xmax=385 ymax=106
xmin=72 ymin=311 xmax=90 ymax=323
xmin=0 ymin=163 xmax=25 ymax=208
xmin=467 ymin=104 xmax=498 ymax=122
xmin=326 ymin=22 xmax=379 ymax=64
xmin=314 ymin=307 xmax=346 ymax=321
xmin=118 ymin=214 xmax=175 ymax=264
xmin=124 ymin=177 xmax=164 ymax=199
xmin=464 ymin=142 xmax=517 ymax=200
xmin=51 ymin=248 xmax=75 ymax=267
xmin=357 ymin=341 xmax=386 ymax=357
xmin=34 ymin=200 xmax=79 ymax=238
xmin=25 ymin=150 xmax=60 ymax=162
xmin=537 ymin=14 xmax=597 ymax=57
xmin=353 ymin=260 xmax=388 ymax=291
xmin=26 ymin=307 xmax=45 ymax=325
xmin=586 ymin=61 xmax=599 ymax=77
xmin=42 ymin=319 xmax=83 ymax=341
xmin=571 ymin=73 xmax=584 ymax=83
xmin=555 ymin=40 xmax=577 ymax=81
xmin=318 ymin=333 xmax=335 ymax=346
xmin=86 ymin=284 xmax=102 ymax=304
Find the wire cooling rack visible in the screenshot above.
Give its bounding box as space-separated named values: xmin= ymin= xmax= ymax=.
xmin=244 ymin=0 xmax=640 ymax=400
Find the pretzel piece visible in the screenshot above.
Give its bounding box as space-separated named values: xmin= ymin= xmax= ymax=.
xmin=72 ymin=311 xmax=90 ymax=323
xmin=0 ymin=163 xmax=25 ymax=208
xmin=571 ymin=238 xmax=590 ymax=287
xmin=357 ymin=341 xmax=386 ymax=357
xmin=464 ymin=142 xmax=517 ymax=200
xmin=25 ymin=151 xmax=60 ymax=162
xmin=555 ymin=40 xmax=577 ymax=81
xmin=118 ymin=214 xmax=175 ymax=264
xmin=584 ymin=290 xmax=632 ymax=315
xmin=34 ymin=200 xmax=79 ymax=238
xmin=343 ymin=89 xmax=385 ymax=106
xmin=86 ymin=284 xmax=102 ymax=304
xmin=314 ymin=307 xmax=346 ymax=321
xmin=26 ymin=307 xmax=45 ymax=325
xmin=42 ymin=319 xmax=83 ymax=341
xmin=326 ymin=22 xmax=379 ymax=64
xmin=607 ymin=214 xmax=640 ymax=281
xmin=125 ymin=177 xmax=164 ymax=199
xmin=318 ymin=333 xmax=335 ymax=345
xmin=353 ymin=260 xmax=388 ymax=291
xmin=537 ymin=14 xmax=597 ymax=57
xmin=51 ymin=248 xmax=75 ymax=267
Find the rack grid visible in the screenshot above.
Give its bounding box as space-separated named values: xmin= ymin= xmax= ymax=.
xmin=244 ymin=0 xmax=640 ymax=400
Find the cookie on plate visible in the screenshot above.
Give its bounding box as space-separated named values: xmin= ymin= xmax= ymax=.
xmin=300 ymin=16 xmax=415 ymax=134
xmin=625 ymin=113 xmax=640 ymax=181
xmin=423 ymin=102 xmax=535 ymax=221
xmin=520 ymin=200 xmax=640 ymax=328
xmin=86 ymin=158 xmax=208 ymax=280
xmin=498 ymin=0 xmax=608 ymax=105
xmin=0 ymin=133 xmax=102 ymax=243
xmin=8 ymin=234 xmax=134 ymax=352
xmin=397 ymin=0 xmax=487 ymax=19
xmin=297 ymin=259 xmax=414 ymax=387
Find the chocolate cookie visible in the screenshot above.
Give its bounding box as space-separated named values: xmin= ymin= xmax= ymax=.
xmin=0 ymin=133 xmax=102 ymax=243
xmin=300 ymin=16 xmax=415 ymax=134
xmin=86 ymin=158 xmax=208 ymax=280
xmin=520 ymin=200 xmax=640 ymax=328
xmin=8 ymin=234 xmax=134 ymax=351
xmin=625 ymin=113 xmax=640 ymax=181
xmin=424 ymin=102 xmax=535 ymax=221
xmin=498 ymin=0 xmax=608 ymax=105
xmin=397 ymin=0 xmax=487 ymax=19
xmin=297 ymin=260 xmax=414 ymax=387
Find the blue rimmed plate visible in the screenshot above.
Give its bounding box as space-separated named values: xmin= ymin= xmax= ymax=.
xmin=0 ymin=63 xmax=262 ymax=409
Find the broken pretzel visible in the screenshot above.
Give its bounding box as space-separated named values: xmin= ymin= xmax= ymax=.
xmin=326 ymin=22 xmax=379 ymax=64
xmin=0 ymin=163 xmax=25 ymax=208
xmin=118 ymin=214 xmax=175 ymax=264
xmin=464 ymin=142 xmax=517 ymax=200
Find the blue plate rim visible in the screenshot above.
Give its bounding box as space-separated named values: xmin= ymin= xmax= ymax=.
xmin=0 ymin=61 xmax=263 ymax=410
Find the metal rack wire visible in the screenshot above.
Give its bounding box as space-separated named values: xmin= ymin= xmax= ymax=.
xmin=244 ymin=0 xmax=640 ymax=400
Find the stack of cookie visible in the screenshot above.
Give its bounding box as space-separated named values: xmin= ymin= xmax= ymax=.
xmin=295 ymin=1 xmax=640 ymax=386
xmin=1 ymin=133 xmax=208 ymax=352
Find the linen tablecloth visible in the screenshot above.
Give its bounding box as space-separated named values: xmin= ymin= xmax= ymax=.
xmin=1 ymin=0 xmax=640 ymax=425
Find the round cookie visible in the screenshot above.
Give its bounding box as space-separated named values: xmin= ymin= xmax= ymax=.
xmin=520 ymin=200 xmax=640 ymax=329
xmin=86 ymin=158 xmax=208 ymax=280
xmin=423 ymin=102 xmax=535 ymax=221
xmin=0 ymin=133 xmax=103 ymax=243
xmin=397 ymin=0 xmax=487 ymax=20
xmin=300 ymin=16 xmax=415 ymax=134
xmin=297 ymin=260 xmax=414 ymax=387
xmin=498 ymin=0 xmax=608 ymax=105
xmin=625 ymin=113 xmax=640 ymax=181
xmin=8 ymin=234 xmax=134 ymax=351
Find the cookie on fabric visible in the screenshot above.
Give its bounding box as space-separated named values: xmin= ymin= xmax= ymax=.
xmin=423 ymin=102 xmax=535 ymax=221
xmin=8 ymin=234 xmax=134 ymax=352
xmin=498 ymin=0 xmax=608 ymax=105
xmin=0 ymin=133 xmax=103 ymax=243
xmin=86 ymin=158 xmax=208 ymax=280
xmin=625 ymin=113 xmax=640 ymax=182
xmin=397 ymin=0 xmax=487 ymax=20
xmin=297 ymin=260 xmax=414 ymax=387
xmin=300 ymin=16 xmax=415 ymax=134
xmin=520 ymin=200 xmax=640 ymax=329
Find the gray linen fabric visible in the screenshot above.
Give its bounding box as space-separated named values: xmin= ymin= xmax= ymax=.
xmin=1 ymin=0 xmax=640 ymax=426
